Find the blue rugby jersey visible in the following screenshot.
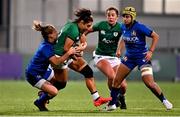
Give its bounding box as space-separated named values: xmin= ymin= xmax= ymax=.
xmin=26 ymin=40 xmax=54 ymax=76
xmin=121 ymin=21 xmax=153 ymax=58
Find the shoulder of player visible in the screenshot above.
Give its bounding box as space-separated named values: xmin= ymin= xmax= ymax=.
xmin=134 ymin=21 xmax=146 ymax=27
xmin=63 ymin=22 xmax=78 ymax=30
xmin=40 ymin=41 xmax=53 ymax=49
xmin=94 ymin=21 xmax=108 ymax=26
xmin=61 ymin=22 xmax=79 ymax=35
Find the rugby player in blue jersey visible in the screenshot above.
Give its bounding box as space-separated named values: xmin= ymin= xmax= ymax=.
xmin=25 ymin=20 xmax=78 ymax=111
xmin=105 ymin=6 xmax=173 ymax=111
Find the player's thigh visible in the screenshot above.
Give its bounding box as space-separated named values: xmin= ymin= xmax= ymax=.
xmin=97 ymin=59 xmax=115 ymax=79
xmin=113 ymin=64 xmax=128 ymax=87
xmin=113 ymin=63 xmax=130 ymax=87
xmin=140 ymin=65 xmax=154 ymax=85
xmin=142 ymin=74 xmax=155 ymax=87
xmin=116 ymin=63 xmax=130 ymax=78
xmin=68 ymin=57 xmax=87 ymax=71
xmin=54 ymin=68 xmax=68 ymax=82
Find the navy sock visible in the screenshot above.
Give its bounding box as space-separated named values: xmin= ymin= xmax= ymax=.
xmin=109 ymin=87 xmax=120 ymax=105
xmin=158 ymin=93 xmax=166 ymax=102
xmin=149 ymin=87 xmax=166 ymax=102
xmin=38 ymin=93 xmax=52 ymax=103
xmin=118 ymin=89 xmax=123 ymax=97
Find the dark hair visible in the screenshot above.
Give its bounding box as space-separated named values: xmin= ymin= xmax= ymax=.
xmin=106 ymin=7 xmax=119 ymax=16
xmin=32 ymin=20 xmax=56 ymax=39
xmin=74 ymin=8 xmax=93 ymax=23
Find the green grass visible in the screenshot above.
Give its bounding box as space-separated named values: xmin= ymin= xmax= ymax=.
xmin=0 ymin=80 xmax=180 ymax=116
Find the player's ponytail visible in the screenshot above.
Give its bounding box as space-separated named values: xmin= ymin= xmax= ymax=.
xmin=32 ymin=20 xmax=42 ymax=31
xmin=74 ymin=8 xmax=93 ymax=23
xmin=32 ymin=20 xmax=56 ymax=39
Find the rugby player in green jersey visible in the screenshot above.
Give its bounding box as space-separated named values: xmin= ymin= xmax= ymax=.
xmin=86 ymin=7 xmax=127 ymax=109
xmin=51 ymin=8 xmax=112 ymax=107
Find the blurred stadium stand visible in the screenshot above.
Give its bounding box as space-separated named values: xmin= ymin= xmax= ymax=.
xmin=0 ymin=0 xmax=180 ymax=81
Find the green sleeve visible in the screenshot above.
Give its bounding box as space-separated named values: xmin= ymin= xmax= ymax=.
xmin=92 ymin=21 xmax=102 ymax=31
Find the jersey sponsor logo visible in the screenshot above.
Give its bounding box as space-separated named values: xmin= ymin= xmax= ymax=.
xmin=100 ymin=30 xmax=105 ymax=35
xmin=102 ymin=38 xmax=115 ymax=44
xmin=113 ymin=32 xmax=118 ymax=37
xmin=123 ymin=36 xmax=139 ymax=43
xmin=123 ymin=30 xmax=139 ymax=43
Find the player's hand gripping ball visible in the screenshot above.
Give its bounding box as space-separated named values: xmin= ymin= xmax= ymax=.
xmin=73 ymin=43 xmax=84 ymax=57
xmin=70 ymin=43 xmax=84 ymax=60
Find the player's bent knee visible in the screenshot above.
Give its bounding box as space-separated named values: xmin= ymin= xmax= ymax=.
xmin=120 ymin=81 xmax=127 ymax=89
xmin=53 ymin=81 xmax=67 ymax=90
xmin=141 ymin=66 xmax=153 ymax=77
xmin=50 ymin=87 xmax=58 ymax=96
xmin=108 ymin=75 xmax=114 ymax=81
xmin=79 ymin=65 xmax=93 ymax=78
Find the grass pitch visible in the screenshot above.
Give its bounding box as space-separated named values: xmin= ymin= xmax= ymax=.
xmin=0 ymin=80 xmax=179 ymax=116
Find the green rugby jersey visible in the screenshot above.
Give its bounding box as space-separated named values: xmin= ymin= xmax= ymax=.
xmin=54 ymin=21 xmax=80 ymax=56
xmin=93 ymin=21 xmax=122 ymax=56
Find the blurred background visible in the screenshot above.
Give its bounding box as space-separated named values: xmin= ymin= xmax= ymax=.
xmin=0 ymin=0 xmax=180 ymax=81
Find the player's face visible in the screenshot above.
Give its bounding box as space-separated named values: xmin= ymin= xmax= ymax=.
xmin=48 ymin=30 xmax=58 ymax=43
xmin=106 ymin=10 xmax=118 ymax=25
xmin=79 ymin=21 xmax=92 ymax=33
xmin=122 ymin=14 xmax=132 ymax=25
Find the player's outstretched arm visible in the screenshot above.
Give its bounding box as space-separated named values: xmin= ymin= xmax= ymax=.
xmin=49 ymin=47 xmax=77 ymax=65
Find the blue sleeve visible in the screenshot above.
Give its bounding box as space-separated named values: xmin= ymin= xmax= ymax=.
xmin=42 ymin=45 xmax=54 ymax=59
xmin=138 ymin=23 xmax=153 ymax=37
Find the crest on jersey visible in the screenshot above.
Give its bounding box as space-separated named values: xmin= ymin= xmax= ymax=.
xmin=76 ymin=36 xmax=79 ymax=41
xmin=131 ymin=30 xmax=136 ymax=36
xmin=101 ymin=30 xmax=105 ymax=35
xmin=113 ymin=32 xmax=118 ymax=37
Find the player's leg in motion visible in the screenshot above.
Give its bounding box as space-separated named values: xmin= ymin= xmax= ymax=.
xmin=105 ymin=63 xmax=130 ymax=111
xmin=26 ymin=67 xmax=58 ymax=111
xmin=141 ymin=66 xmax=173 ymax=110
xmin=113 ymin=65 xmax=127 ymax=109
xmin=69 ymin=57 xmax=112 ymax=107
xmin=96 ymin=58 xmax=127 ymax=109
xmin=37 ymin=68 xmax=68 ymax=111
xmin=34 ymin=80 xmax=58 ymax=111
xmin=116 ymin=79 xmax=127 ymax=109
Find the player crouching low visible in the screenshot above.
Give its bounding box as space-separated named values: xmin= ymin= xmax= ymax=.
xmin=26 ymin=20 xmax=80 ymax=111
